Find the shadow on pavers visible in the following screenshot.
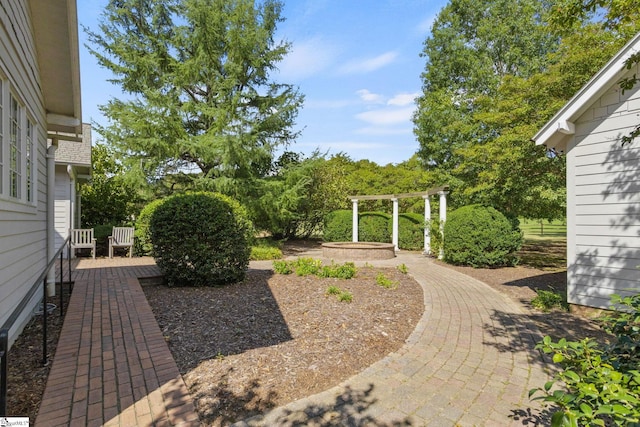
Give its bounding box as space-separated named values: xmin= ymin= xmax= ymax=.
xmin=233 ymin=384 xmax=414 ymax=427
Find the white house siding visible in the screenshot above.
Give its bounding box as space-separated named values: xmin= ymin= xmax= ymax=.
xmin=0 ymin=0 xmax=50 ymax=347
xmin=567 ymin=63 xmax=640 ymax=309
xmin=54 ymin=165 xmax=73 ymax=253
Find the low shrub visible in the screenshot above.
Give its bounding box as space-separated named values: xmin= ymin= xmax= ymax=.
xmin=359 ymin=212 xmax=391 ymax=243
xmin=531 ymin=289 xmax=568 ymax=312
xmin=272 ymin=260 xmax=293 ymax=274
xmin=530 ymin=293 xmax=640 ymax=426
xmin=272 ymin=258 xmax=358 ymax=279
xmin=323 ymin=210 xmax=352 ymax=242
xmin=376 ymin=273 xmax=398 ymax=289
xmin=150 ymin=192 xmax=254 ymax=286
xmin=443 ymin=205 xmax=522 ymax=267
xmin=250 ymin=240 xmax=283 ymax=261
xmin=337 ymin=291 xmax=353 ymax=303
xmin=318 ymin=262 xmax=357 ymax=279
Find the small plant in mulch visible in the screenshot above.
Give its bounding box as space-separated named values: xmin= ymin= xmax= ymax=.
xmin=531 ymin=288 xmax=568 ymax=312
xmin=326 ymin=285 xmax=341 ymax=295
xmin=272 ymin=258 xmax=357 ymax=279
xmin=397 ymin=263 xmax=409 ymax=274
xmin=337 ymin=291 xmax=353 ymax=303
xmin=376 ymin=273 xmax=398 ymax=290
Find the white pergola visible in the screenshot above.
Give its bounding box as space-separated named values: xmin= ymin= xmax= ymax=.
xmin=348 ymin=186 xmax=449 ymax=258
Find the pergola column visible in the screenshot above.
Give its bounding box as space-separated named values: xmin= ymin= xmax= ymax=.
xmin=438 ymin=190 xmax=449 ymax=259
xmin=391 ymin=198 xmax=399 ymax=251
xmin=423 ymin=195 xmax=431 ymax=255
xmin=351 ymin=199 xmax=359 ymax=242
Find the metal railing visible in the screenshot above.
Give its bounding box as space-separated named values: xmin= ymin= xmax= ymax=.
xmin=0 ymin=236 xmax=73 ymax=416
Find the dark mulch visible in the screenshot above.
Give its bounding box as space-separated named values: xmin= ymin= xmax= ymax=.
xmin=143 ymin=264 xmax=423 ymax=426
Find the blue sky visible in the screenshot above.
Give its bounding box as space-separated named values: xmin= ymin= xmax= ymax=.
xmin=77 ymin=1 xmax=448 ymax=166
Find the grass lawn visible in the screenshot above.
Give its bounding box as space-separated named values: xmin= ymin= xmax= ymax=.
xmin=518 ymin=219 xmax=567 ymax=270
xmin=520 ymin=218 xmax=567 ymax=240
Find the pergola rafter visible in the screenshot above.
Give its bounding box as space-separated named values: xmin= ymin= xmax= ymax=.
xmin=348 ymin=185 xmax=449 ymax=258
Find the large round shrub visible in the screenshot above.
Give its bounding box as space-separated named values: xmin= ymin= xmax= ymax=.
xmin=323 ymin=210 xmax=352 ymax=242
xmin=134 ymin=198 xmax=166 ymax=256
xmin=443 ymin=205 xmax=522 ymax=267
xmin=359 ymin=212 xmax=391 ymax=243
xmin=150 ymin=192 xmax=254 ymax=286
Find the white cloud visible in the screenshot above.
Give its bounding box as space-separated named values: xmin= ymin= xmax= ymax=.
xmin=387 ymin=92 xmax=420 ymax=107
xmin=355 ymin=106 xmax=415 ymax=126
xmin=338 ymin=51 xmax=398 ymax=75
xmin=356 ymin=89 xmax=385 ymax=104
xmin=354 ymin=126 xmax=413 ymax=136
xmin=277 ymin=37 xmax=338 ymax=81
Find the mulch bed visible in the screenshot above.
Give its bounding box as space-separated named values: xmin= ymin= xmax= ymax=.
xmin=143 ymin=265 xmax=423 ymax=426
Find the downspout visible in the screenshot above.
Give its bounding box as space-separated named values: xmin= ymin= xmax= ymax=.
xmin=67 ymin=165 xmax=75 ymax=258
xmin=46 ymin=144 xmax=57 ymax=296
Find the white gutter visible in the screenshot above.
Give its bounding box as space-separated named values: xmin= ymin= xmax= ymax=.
xmin=46 ymin=144 xmax=57 ymax=296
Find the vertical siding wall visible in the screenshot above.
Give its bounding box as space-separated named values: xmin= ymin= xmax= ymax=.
xmin=0 ymin=0 xmax=49 ymax=347
xmin=569 ymin=62 xmax=640 ymax=309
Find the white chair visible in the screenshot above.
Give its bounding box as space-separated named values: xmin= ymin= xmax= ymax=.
xmin=108 ymin=227 xmax=135 ymax=258
xmin=70 ymin=228 xmax=97 ymax=259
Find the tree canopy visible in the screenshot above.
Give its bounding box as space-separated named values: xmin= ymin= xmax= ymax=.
xmin=86 ymin=0 xmax=303 ymax=198
xmin=412 ymin=0 xmax=639 ymax=219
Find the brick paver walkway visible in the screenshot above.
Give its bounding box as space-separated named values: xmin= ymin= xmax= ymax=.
xmin=235 ymin=252 xmax=554 ymax=426
xmin=35 ymin=251 xmax=555 ymax=426
xmin=35 ymin=258 xmax=200 ymax=427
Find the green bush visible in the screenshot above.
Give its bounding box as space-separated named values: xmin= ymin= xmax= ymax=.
xmin=250 ymin=246 xmax=283 ymax=260
xmin=134 ymin=198 xmax=166 ymax=256
xmin=394 ymin=213 xmax=424 ymax=250
xmin=272 ymin=258 xmax=358 ymax=279
xmin=323 ymin=210 xmax=352 ymax=242
xmin=250 ymin=238 xmax=283 ymax=260
xmin=531 ymin=293 xmax=640 ymax=426
xmin=94 ymin=224 xmax=116 ymax=257
xmin=443 ymin=204 xmax=522 ymax=267
xmin=150 ymin=192 xmax=254 ymax=286
xmin=531 ymin=289 xmax=569 ymax=312
xmin=359 ymin=212 xmax=391 ymax=243
xmin=428 ymin=219 xmax=443 ymax=257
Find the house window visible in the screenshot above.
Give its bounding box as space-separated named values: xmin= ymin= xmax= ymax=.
xmin=26 ymin=118 xmax=33 ymax=202
xmin=0 ymin=78 xmax=37 ymax=205
xmin=9 ymin=95 xmax=22 ymax=199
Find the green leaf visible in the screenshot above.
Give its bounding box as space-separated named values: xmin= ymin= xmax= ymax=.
xmin=579 ymin=403 xmax=593 ymax=417
xmin=553 ymin=353 xmax=565 ymax=363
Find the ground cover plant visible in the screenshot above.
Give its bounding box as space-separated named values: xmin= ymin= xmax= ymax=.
xmin=530 ymin=294 xmax=640 ymax=426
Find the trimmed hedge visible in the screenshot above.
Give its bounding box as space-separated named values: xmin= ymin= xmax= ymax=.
xmin=395 ymin=213 xmax=424 ymax=250
xmin=150 ymin=192 xmax=254 ymax=286
xmin=443 ymin=204 xmax=522 ymax=267
xmin=359 ymin=212 xmax=391 ymax=243
xmin=323 ymin=210 xmax=352 ymax=242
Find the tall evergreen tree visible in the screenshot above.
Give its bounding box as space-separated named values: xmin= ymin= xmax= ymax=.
xmin=86 ymin=0 xmax=303 ymax=199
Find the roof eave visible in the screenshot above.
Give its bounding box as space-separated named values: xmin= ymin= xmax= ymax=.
xmin=533 ymin=32 xmax=640 ymax=150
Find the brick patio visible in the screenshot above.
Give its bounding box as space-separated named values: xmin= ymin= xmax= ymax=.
xmin=35 ymin=258 xmax=200 ymax=427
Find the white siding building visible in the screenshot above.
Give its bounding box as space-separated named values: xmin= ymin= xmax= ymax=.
xmin=0 ymin=0 xmax=82 ymax=348
xmin=54 ymin=123 xmax=91 ymax=255
xmin=533 ymin=33 xmax=640 ymax=310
